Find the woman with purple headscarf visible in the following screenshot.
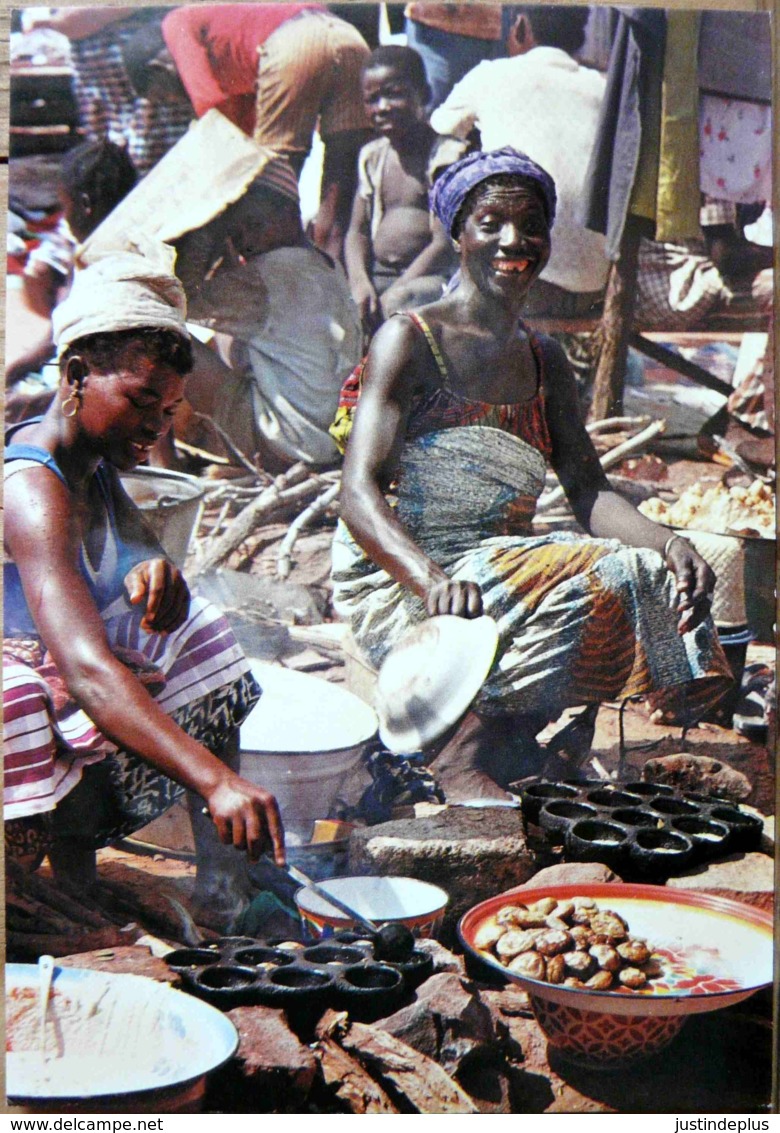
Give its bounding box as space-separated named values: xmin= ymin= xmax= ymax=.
xmin=332 ymin=148 xmax=731 ymax=798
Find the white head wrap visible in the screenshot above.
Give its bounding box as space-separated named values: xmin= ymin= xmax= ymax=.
xmin=52 ymin=238 xmax=188 ymax=359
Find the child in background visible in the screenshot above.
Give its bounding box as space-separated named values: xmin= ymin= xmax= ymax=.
xmin=345 ymin=45 xmax=455 ymax=336
xmin=7 ymin=138 xmax=137 ymax=398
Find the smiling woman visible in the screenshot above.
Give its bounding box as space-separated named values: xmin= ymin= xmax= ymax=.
xmin=3 ymin=241 xmax=284 ymax=930
xmin=332 ymin=147 xmax=733 ymax=801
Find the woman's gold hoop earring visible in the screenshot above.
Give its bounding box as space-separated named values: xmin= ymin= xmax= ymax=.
xmin=61 ymin=394 xmax=80 ymax=418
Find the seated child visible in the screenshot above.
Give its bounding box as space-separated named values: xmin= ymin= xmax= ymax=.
xmin=345 ymin=45 xmax=456 ymax=335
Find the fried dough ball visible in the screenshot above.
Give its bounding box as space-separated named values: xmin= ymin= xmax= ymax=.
xmin=495 ymin=929 xmax=541 ymax=960
xmin=589 ymin=944 xmax=622 ymax=972
xmin=570 ymin=926 xmax=593 ymax=950
xmin=586 ymin=970 xmax=615 ymax=991
xmin=474 ymin=917 xmax=505 ymax=950
xmin=617 ymin=939 xmax=651 ymax=965
xmin=573 ymin=897 xmax=598 ymax=911
xmin=564 ymin=951 xmax=596 ymax=979
xmin=546 ymin=954 xmax=566 ymax=984
xmin=535 ymin=929 xmax=573 ymax=957
xmin=643 ymin=957 xmax=665 ymax=979
xmin=563 ymin=977 xmax=585 ymax=988
xmin=496 ymin=904 xmax=529 ymax=926
xmin=544 ymin=915 xmax=571 ymax=932
xmin=508 ymin=951 xmax=547 ymax=979
xmin=589 ymin=912 xmax=628 ymax=941
xmin=511 ymin=911 xmax=550 ymax=929
xmin=618 ymin=967 xmax=648 ymax=989
xmin=552 ymin=901 xmax=575 ymax=921
xmin=571 ymin=908 xmax=596 ymax=926
xmin=527 ymin=897 xmax=559 ymax=916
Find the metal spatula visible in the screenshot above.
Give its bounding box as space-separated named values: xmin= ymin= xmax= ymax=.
xmin=267 ymin=857 xmax=379 ymax=936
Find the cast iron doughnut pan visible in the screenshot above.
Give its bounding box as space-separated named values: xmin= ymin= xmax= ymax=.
xmin=165 ymin=932 xmax=433 ymax=1024
xmin=519 ymin=779 xmax=762 ymax=880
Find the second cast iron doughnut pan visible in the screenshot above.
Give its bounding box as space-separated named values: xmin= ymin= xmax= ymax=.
xmin=519 ymin=779 xmax=762 ymax=881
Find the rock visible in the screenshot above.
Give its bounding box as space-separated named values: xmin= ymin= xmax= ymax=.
xmin=666 ymin=852 xmax=775 ymax=903
xmin=377 ymin=972 xmax=496 ymax=1077
xmin=211 ymin=1005 xmax=318 ymax=1112
xmin=315 ymin=1038 xmax=398 ymax=1113
xmin=57 ymin=945 xmax=178 ymax=984
xmin=642 ymin=753 xmax=751 ymax=802
xmin=317 ymin=1010 xmax=479 ymax=1113
xmin=375 ymin=998 xmax=439 ymax=1063
xmin=414 ymin=936 xmax=465 ymax=975
xmin=513 ymin=862 xmax=621 ymax=890
xmin=348 ymin=808 xmax=535 ymax=943
xmin=456 ymin=1060 xmax=514 ymax=1114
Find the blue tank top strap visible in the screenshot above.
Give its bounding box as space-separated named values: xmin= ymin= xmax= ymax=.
xmin=4 ymin=417 xmax=69 ymax=486
xmin=4 ymin=442 xmax=68 ymax=486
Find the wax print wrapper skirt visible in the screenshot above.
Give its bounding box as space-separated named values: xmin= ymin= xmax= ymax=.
xmin=332 ymin=426 xmax=731 ymax=720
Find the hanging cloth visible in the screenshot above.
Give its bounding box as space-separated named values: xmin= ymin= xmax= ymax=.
xmin=580 ymin=8 xmax=666 ymax=260
xmin=655 ymin=9 xmax=702 ymax=242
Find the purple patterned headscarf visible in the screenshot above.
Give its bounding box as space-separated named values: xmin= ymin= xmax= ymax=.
xmin=430 ymin=147 xmax=557 ymax=237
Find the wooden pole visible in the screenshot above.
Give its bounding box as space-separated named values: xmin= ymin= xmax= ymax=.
xmin=588 ymin=216 xmax=644 ymax=423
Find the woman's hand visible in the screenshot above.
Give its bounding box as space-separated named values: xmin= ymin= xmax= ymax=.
xmin=665 ymin=537 xmax=715 ymax=634
xmin=204 ymin=776 xmax=286 ymax=865
xmin=125 ymin=559 xmax=190 ymax=634
xmin=424 ymin=578 xmax=484 ymax=618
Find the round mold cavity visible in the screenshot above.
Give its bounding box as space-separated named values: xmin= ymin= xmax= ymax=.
xmin=623 ymin=781 xmax=676 ymax=798
xmin=213 ymin=936 xmax=258 ymax=949
xmin=610 ymin=807 xmax=659 ymax=828
xmin=565 ymin=819 xmax=629 ymax=868
xmin=671 ymin=815 xmax=731 ymax=859
xmin=585 ymin=788 xmax=644 ymax=809
xmin=191 ymin=964 xmax=261 ymax=1008
xmin=233 ymin=946 xmax=296 ymax=968
xmin=709 ymin=806 xmax=764 ymax=851
xmin=538 ymin=799 xmax=598 ymax=839
xmin=302 ymin=944 xmax=366 ymax=966
xmin=390 ymin=949 xmax=436 ymax=991
xmin=196 ymin=965 xmax=258 ymax=992
xmin=341 ymin=963 xmax=403 ymax=992
xmin=165 ymin=947 xmax=222 ymax=971
xmin=333 ymin=963 xmax=405 ymax=1022
xmin=649 ymin=796 xmax=700 ymax=817
xmin=629 ymin=828 xmax=694 ymax=877
xmin=521 ymin=781 xmax=579 ymax=822
xmin=269 ymin=966 xmax=334 ymax=991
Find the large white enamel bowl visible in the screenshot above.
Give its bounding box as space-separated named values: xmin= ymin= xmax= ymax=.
xmin=239 ymin=661 xmax=378 ymax=843
xmin=459 ymin=883 xmax=774 ymax=1068
xmin=6 ymin=965 xmax=238 ymax=1112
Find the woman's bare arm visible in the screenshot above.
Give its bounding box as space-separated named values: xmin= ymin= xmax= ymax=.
xmin=340 ymin=316 xmax=483 ymax=616
xmin=541 ymin=336 xmax=714 ymax=629
xmin=4 ymin=467 xmax=284 ymax=860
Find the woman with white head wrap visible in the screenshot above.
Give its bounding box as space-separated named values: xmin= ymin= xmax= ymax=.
xmin=4 ymin=242 xmax=284 ymax=928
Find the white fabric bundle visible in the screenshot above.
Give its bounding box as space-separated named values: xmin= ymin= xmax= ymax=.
xmin=52 ymin=238 xmax=188 ymax=358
